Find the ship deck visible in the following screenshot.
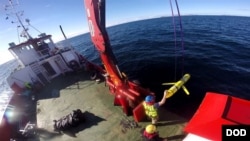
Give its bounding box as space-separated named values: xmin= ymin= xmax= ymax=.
xmin=31 ymin=71 xmax=187 ymax=141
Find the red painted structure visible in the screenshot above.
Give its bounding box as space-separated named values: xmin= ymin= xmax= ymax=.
xmin=184 ymin=92 xmax=250 ymax=141
xmin=84 ymin=0 xmax=153 ymax=116
xmin=0 ymin=117 xmax=12 ymax=141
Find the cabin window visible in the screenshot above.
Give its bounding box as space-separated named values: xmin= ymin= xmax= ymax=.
xmin=38 ymin=41 xmax=50 ymax=55
xmin=27 ymin=45 xmax=32 ymax=50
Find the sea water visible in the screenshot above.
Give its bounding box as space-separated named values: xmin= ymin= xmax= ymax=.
xmin=1 ymin=16 xmax=250 ymax=118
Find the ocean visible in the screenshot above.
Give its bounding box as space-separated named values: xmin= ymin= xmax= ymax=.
xmin=1 ymin=16 xmax=250 ymax=119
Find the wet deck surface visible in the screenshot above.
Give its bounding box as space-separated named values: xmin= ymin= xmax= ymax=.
xmin=32 ymin=71 xmax=187 ymax=141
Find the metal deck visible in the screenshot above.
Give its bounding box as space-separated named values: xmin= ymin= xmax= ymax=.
xmin=33 ymin=71 xmax=187 ymax=141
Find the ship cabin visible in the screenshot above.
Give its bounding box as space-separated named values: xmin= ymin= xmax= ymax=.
xmin=8 ymin=33 xmax=57 ymax=67
xmin=7 ymin=33 xmax=84 ymax=95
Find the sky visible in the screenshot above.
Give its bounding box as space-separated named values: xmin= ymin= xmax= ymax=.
xmin=0 ymin=0 xmax=249 ymax=64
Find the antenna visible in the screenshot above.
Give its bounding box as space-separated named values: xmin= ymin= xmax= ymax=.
xmin=4 ymin=0 xmax=33 ymax=40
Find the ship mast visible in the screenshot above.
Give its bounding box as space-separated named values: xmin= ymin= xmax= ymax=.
xmin=5 ymin=0 xmax=32 ymax=40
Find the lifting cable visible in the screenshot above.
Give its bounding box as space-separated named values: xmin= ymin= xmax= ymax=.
xmin=169 ymin=0 xmax=185 ymax=81
xmin=169 ymin=0 xmax=177 ymax=81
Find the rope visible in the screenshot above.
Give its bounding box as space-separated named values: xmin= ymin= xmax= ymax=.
xmin=169 ymin=0 xmax=177 ymax=81
xmin=29 ymin=24 xmax=42 ymax=34
xmin=119 ymin=118 xmax=140 ymax=134
xmin=169 ymin=0 xmax=185 ymax=80
xmin=174 ymin=0 xmax=185 ymax=76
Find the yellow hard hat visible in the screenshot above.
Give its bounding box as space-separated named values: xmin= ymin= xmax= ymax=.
xmin=145 ymin=124 xmax=156 ymax=134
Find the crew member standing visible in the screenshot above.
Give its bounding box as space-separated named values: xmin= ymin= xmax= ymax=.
xmin=143 ymin=90 xmax=168 ymax=124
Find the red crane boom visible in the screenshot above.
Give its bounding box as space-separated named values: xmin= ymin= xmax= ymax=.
xmin=84 ymin=0 xmax=153 ymax=117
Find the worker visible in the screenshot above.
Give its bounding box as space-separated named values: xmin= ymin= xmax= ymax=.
xmin=25 ymin=82 xmax=33 ymax=90
xmin=143 ymin=90 xmax=168 ymax=124
xmin=141 ymin=124 xmax=167 ymax=141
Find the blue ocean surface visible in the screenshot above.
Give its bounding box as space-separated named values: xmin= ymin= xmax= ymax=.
xmin=0 ymin=60 xmax=18 ymax=119
xmin=1 ymin=16 xmax=250 ymax=119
